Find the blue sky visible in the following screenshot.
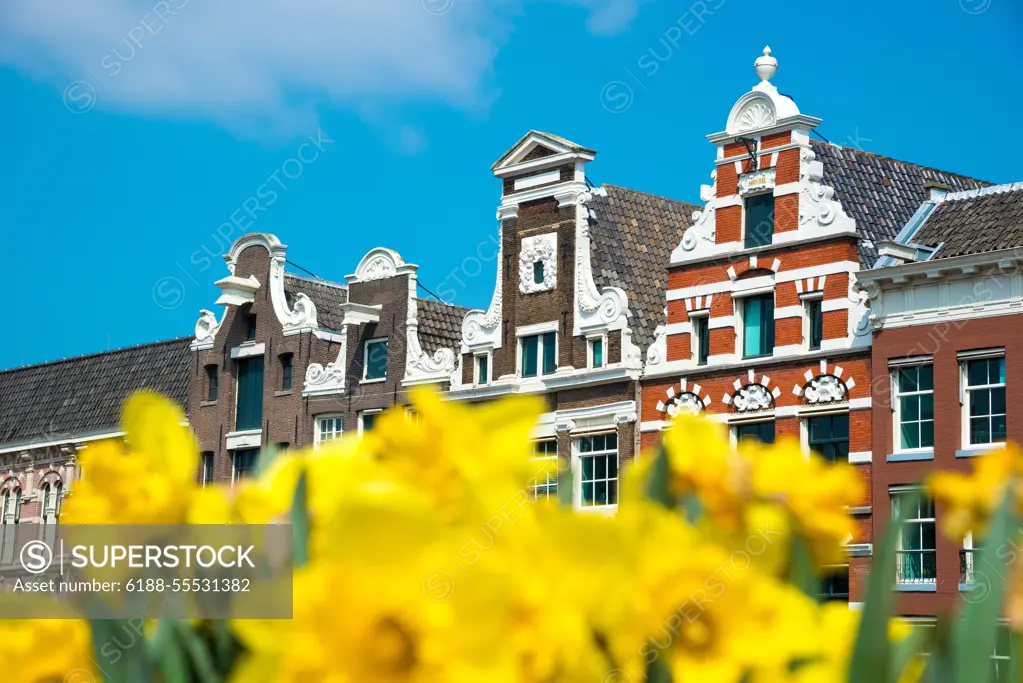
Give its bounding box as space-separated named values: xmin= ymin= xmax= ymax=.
xmin=1 ymin=0 xmax=1020 ymax=369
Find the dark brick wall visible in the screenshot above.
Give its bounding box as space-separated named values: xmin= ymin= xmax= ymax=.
xmin=188 ymin=243 xmax=438 ymax=484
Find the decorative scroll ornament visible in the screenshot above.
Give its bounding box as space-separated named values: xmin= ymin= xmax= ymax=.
xmin=405 ymin=288 xmax=458 ymax=379
xmin=679 ymin=170 xmax=718 ymax=254
xmin=733 ymin=384 xmax=774 ymax=412
xmin=303 ymin=328 xmax=348 ymax=395
xmin=804 ymin=375 xmax=847 ymax=404
xmin=519 ymin=233 xmax=558 ymax=294
xmin=798 ymin=148 xmax=852 ymax=230
xmin=282 ymin=292 xmax=318 ymax=332
xmin=646 ymin=325 xmax=668 ymax=365
xmin=195 ymin=310 xmax=221 ymax=343
xmin=362 ymin=255 xmax=397 ymax=281
xmin=665 ymin=393 xmax=704 ymax=418
xmin=462 ymin=228 xmax=503 ymax=347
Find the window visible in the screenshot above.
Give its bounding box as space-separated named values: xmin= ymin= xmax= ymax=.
xmin=805 ymin=298 xmax=823 ymax=351
xmin=0 ymin=487 xmax=18 ymax=566
xmin=744 ymin=193 xmax=775 ymax=248
xmin=205 ymin=365 xmax=219 ymax=402
xmin=1 ymin=488 xmax=20 ymax=524
xmin=692 ymin=315 xmax=709 ymax=366
xmin=895 ymin=364 xmax=934 ymax=451
xmin=529 ymin=440 xmax=559 ymax=500
xmin=961 ymin=532 xmax=982 ymax=587
xmin=892 ymin=491 xmax=936 ymax=584
xmin=588 ymin=337 xmax=604 ymax=369
xmin=359 ymin=411 xmax=381 ymax=435
xmin=316 ymin=415 xmax=343 ymax=446
xmin=577 ymin=433 xmax=618 ymax=507
xmin=233 ymin=449 xmax=259 ymax=481
xmin=965 ymin=356 xmax=1006 ymax=446
xmin=741 ymin=294 xmax=774 ymax=359
xmin=992 ymin=626 xmax=1011 ymax=683
xmin=520 ymin=332 xmax=556 ymax=378
xmin=280 ymin=354 xmax=294 ymax=392
xmin=474 ymin=354 xmax=490 ymax=386
xmin=200 ymin=452 xmax=215 ymax=487
xmin=236 ymin=356 xmax=265 ymax=431
xmin=42 ymin=481 xmax=61 ymax=524
xmin=533 ymin=261 xmax=545 ymax=285
xmin=808 ymin=414 xmax=849 ymax=463
xmin=817 ymin=565 xmax=850 ymax=602
xmin=736 ymin=421 xmax=775 ymax=444
xmin=246 ymin=314 xmax=257 ymax=341
xmin=364 ymin=339 xmax=387 ymax=381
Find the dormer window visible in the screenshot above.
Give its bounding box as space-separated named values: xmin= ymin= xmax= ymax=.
xmin=246 ymin=314 xmax=258 ymax=341
xmin=744 ymin=193 xmax=775 ymax=248
xmin=533 ymin=261 xmax=545 ymax=285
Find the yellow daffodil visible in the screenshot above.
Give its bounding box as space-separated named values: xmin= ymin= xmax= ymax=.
xmin=63 ymin=391 xmax=198 ymax=524
xmin=1 ymin=619 xmax=95 ymax=683
xmin=928 ymin=443 xmax=1023 ymax=540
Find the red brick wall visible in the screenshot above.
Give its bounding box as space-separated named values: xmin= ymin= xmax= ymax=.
xmin=872 ymin=313 xmax=1023 ymax=616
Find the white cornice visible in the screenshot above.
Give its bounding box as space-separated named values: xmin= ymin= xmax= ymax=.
xmin=447 ymin=366 xmax=639 ymax=400
xmin=860 ymin=247 xmax=1023 ymax=286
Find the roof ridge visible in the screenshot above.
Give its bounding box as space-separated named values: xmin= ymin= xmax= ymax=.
xmin=944 ymin=181 xmax=1023 ymax=202
xmin=284 ymin=271 xmax=348 ymax=290
xmin=0 ymin=337 xmax=192 ymax=376
xmin=810 ymin=140 xmax=993 ymax=187
xmin=600 ymin=183 xmax=702 ymax=210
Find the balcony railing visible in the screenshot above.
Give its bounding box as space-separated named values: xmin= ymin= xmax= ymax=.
xmin=960 ymin=548 xmax=981 ymax=585
xmin=895 ymin=549 xmax=937 ymax=584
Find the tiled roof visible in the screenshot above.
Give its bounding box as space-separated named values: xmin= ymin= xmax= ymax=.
xmin=588 ymin=185 xmax=700 ymax=351
xmin=811 ymin=140 xmax=989 ymax=266
xmin=283 ymin=273 xmax=349 ymax=332
xmin=0 ymin=338 xmax=192 ymax=446
xmin=417 ymin=298 xmax=471 ymax=356
xmin=911 ymin=183 xmax=1023 ymax=260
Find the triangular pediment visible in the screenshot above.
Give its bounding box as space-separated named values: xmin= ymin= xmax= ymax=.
xmin=491 ymin=130 xmax=595 ymax=172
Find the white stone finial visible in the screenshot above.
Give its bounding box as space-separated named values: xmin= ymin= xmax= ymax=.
xmin=754 ymin=45 xmax=777 ymax=82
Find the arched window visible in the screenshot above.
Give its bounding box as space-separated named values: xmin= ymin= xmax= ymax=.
xmin=42 ymin=481 xmax=62 ymax=524
xmin=1 ymin=486 xmax=20 ymax=566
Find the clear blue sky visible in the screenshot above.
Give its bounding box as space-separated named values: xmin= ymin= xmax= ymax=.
xmin=1 ymin=0 xmax=1020 ymax=369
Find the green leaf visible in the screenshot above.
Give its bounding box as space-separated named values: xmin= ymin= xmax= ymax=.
xmin=92 ymin=619 xmax=154 ymax=683
xmin=848 ymin=491 xmax=917 ymax=683
xmin=889 ymin=623 xmax=925 ymax=683
xmin=644 ymin=443 xmax=674 ymax=508
xmin=1008 ymin=627 xmax=1020 ymax=683
xmin=149 ymin=620 xmax=188 ymax=683
xmin=211 ymin=620 xmax=238 ymax=676
xmin=922 ymin=616 xmax=954 ymax=683
xmin=173 ymin=621 xmax=222 ymax=683
xmin=787 ymin=534 xmax=818 ymax=599
xmin=291 ymin=468 xmax=310 ymax=568
xmin=954 ymin=488 xmax=1016 ymax=683
xmin=646 ymin=655 xmax=673 ymax=683
xmin=255 ymin=443 xmax=281 ymax=477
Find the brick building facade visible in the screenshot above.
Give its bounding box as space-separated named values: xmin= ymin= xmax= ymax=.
xmin=637 ymin=47 xmax=984 ymax=604
xmin=2 ymin=46 xmax=1018 ymax=622
xmin=188 ymin=232 xmax=468 ymax=483
xmin=859 ymin=183 xmax=1023 ymax=618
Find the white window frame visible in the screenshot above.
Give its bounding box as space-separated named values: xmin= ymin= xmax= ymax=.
xmin=689 ymin=311 xmax=710 ymax=365
xmin=528 ymin=439 xmax=559 ymax=501
xmin=359 ymin=409 xmax=383 ymax=436
xmin=891 ymin=487 xmax=936 ymax=586
xmin=733 ymin=288 xmax=776 ymax=360
xmin=571 ymin=431 xmax=619 ymax=512
xmin=891 ymin=361 xmax=935 ymax=454
xmin=731 ymin=417 xmax=776 ymax=447
xmin=801 ymin=292 xmax=824 ymax=352
xmin=232 ymin=450 xmax=259 ymax=484
xmin=362 ymin=338 xmax=388 ymax=382
xmin=0 ymin=488 xmax=18 ymax=566
xmin=200 ymin=452 xmax=215 ymax=488
xmin=314 ymin=414 xmax=344 ymax=448
xmin=473 ymin=352 xmax=491 ymax=386
xmin=962 ymin=530 xmax=980 ymax=587
xmin=959 ymin=350 xmax=1006 ymax=449
xmin=586 ymin=333 xmax=607 ymax=370
xmin=516 ymin=322 xmax=558 ymax=379
xmin=41 ymin=481 xmax=61 ymax=524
